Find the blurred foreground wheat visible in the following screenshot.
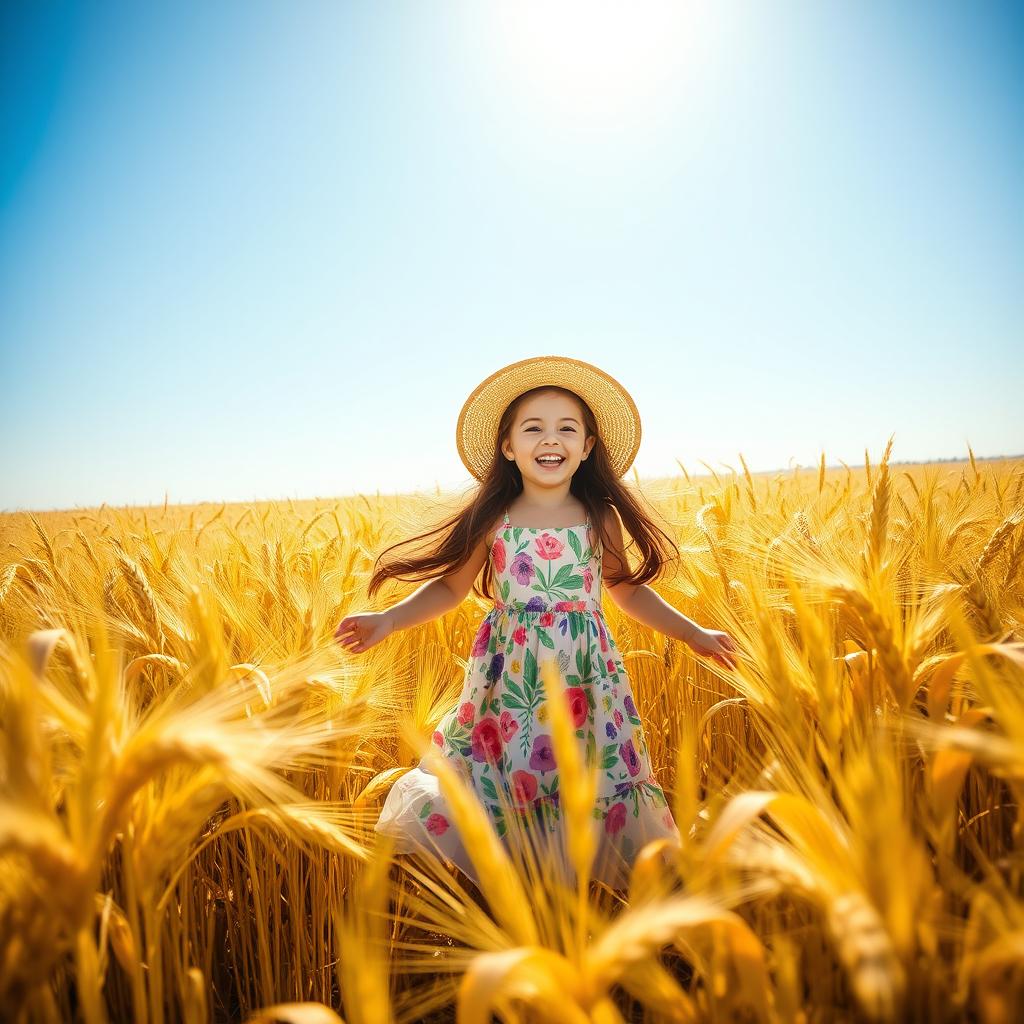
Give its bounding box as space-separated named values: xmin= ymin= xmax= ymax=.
xmin=1 ymin=446 xmax=1022 ymax=1023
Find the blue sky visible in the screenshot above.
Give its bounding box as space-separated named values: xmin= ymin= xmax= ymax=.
xmin=1 ymin=1 xmax=1021 ymax=512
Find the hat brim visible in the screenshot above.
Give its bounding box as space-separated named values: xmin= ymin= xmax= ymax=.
xmin=456 ymin=355 xmax=641 ymax=481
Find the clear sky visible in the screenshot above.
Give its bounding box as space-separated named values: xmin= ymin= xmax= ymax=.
xmin=1 ymin=1 xmax=1021 ymax=512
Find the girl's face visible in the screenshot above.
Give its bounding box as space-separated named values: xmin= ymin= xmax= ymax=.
xmin=500 ymin=390 xmax=595 ymax=489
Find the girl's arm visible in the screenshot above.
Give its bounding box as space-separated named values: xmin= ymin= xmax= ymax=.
xmin=387 ymin=523 xmax=495 ymax=632
xmin=337 ymin=519 xmax=500 ymax=654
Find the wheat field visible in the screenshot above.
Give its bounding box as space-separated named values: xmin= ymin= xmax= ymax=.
xmin=1 ymin=443 xmax=1022 ymax=1024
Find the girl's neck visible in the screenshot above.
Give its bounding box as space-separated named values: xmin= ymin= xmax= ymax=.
xmin=514 ymin=483 xmax=575 ymax=511
xmin=509 ymin=487 xmax=586 ymax=521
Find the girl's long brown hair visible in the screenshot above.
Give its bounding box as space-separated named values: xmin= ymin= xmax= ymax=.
xmin=365 ymin=385 xmax=679 ymax=601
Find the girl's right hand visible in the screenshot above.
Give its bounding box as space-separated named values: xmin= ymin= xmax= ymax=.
xmin=685 ymin=626 xmax=740 ymax=670
xmin=334 ymin=611 xmax=395 ymax=654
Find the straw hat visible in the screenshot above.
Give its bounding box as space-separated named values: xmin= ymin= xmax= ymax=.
xmin=455 ymin=355 xmax=641 ymax=481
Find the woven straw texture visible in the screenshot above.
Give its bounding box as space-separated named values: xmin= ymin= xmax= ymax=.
xmin=456 ymin=356 xmax=641 ymax=480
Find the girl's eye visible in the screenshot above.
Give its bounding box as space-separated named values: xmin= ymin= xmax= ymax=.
xmin=526 ymin=426 xmax=575 ymax=432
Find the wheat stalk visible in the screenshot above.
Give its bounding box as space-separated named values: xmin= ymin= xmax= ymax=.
xmin=827 ymin=584 xmax=912 ymax=709
xmin=976 ymin=512 xmax=1022 ymax=574
xmin=861 ymin=435 xmax=894 ymax=577
xmin=0 ymin=563 xmax=20 ymax=607
xmin=116 ymin=550 xmax=165 ymax=651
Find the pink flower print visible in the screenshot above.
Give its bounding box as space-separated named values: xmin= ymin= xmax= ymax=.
xmin=491 ymin=539 xmax=506 ymax=573
xmin=565 ymin=687 xmax=588 ymax=728
xmin=605 ymin=801 xmax=627 ymax=836
xmin=539 ymin=611 xmax=554 ymax=627
xmin=533 ymin=534 xmax=565 ymax=560
xmin=471 ymin=717 xmax=505 ymax=764
xmin=613 ymin=709 xmax=623 ymax=729
xmin=511 ymin=770 xmax=538 ymax=805
xmin=583 ymin=567 xmax=593 ymax=593
xmin=472 ymin=621 xmax=491 ymax=657
xmin=510 ymin=552 xmax=536 ymax=585
xmin=598 ymin=618 xmax=608 ymax=653
xmin=499 ymin=710 xmax=519 ymax=741
xmin=457 ymin=701 xmax=475 ymax=726
xmin=623 ymin=694 xmax=637 ymax=718
xmin=619 ymin=738 xmax=641 ymax=777
xmin=529 ymin=734 xmax=556 ymax=773
xmin=512 ymin=625 xmax=527 ymax=646
xmin=432 ymin=730 xmax=444 ymax=747
xmin=606 ymin=658 xmax=616 ymax=673
xmin=425 ymin=812 xmax=450 ymax=836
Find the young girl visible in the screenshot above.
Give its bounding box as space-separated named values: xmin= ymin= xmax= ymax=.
xmin=335 ymin=355 xmax=738 ymax=890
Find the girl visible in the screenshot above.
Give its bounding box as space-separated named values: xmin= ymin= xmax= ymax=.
xmin=335 ymin=355 xmax=739 ymax=890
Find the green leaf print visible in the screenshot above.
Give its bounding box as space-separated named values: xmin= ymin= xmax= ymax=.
xmin=502 ymin=692 xmax=529 ymax=713
xmin=481 ymin=775 xmax=498 ymax=801
xmin=600 ymin=743 xmax=619 ymax=770
xmin=513 ymin=648 xmax=542 ymax=757
xmin=487 ymin=802 xmax=508 ymax=838
xmin=500 ymin=577 xmax=510 ymax=601
xmin=418 ymin=800 xmax=433 ymax=820
xmin=576 ymin=648 xmax=593 ymax=682
xmin=501 ymin=671 xmax=528 ymax=712
xmin=443 ymin=717 xmax=470 ymax=747
xmin=549 ymin=564 xmax=574 ymax=588
xmin=628 ymin=786 xmax=641 ymax=816
xmin=530 ymin=572 xmax=585 ymax=602
xmin=523 ymin=648 xmax=538 ymax=701
xmin=568 ymin=530 xmax=582 ymax=562
xmin=537 ymin=629 xmax=555 ymax=650
xmin=643 ymin=781 xmax=668 ymax=807
xmin=503 ymin=676 xmax=527 ymax=704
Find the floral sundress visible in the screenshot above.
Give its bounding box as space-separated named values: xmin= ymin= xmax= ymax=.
xmin=374 ymin=507 xmax=680 ymax=888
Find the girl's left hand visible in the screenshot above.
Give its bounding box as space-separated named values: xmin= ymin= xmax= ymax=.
xmin=685 ymin=626 xmax=740 ymax=670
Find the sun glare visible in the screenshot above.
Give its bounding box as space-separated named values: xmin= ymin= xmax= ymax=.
xmin=492 ymin=0 xmax=710 ymax=121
